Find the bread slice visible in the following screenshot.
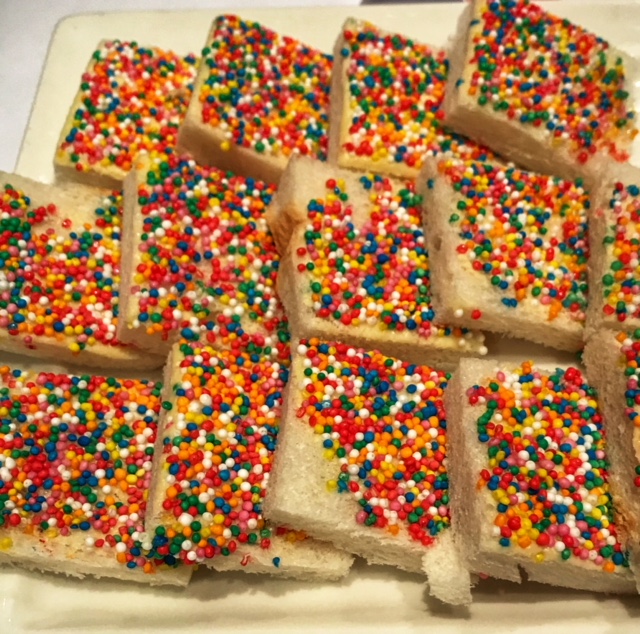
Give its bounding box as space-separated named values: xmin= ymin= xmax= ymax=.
xmin=177 ymin=15 xmax=332 ymax=185
xmin=55 ymin=39 xmax=198 ymax=190
xmin=266 ymin=155 xmax=486 ymax=369
xmin=444 ymin=0 xmax=637 ymax=180
xmin=328 ymin=18 xmax=495 ymax=180
xmin=146 ymin=337 xmax=353 ymax=581
xmin=118 ymin=154 xmax=283 ymax=356
xmin=445 ymin=357 xmax=637 ymax=594
xmin=0 ymin=365 xmax=190 ymax=586
xmin=417 ymin=157 xmax=589 ymax=352
xmin=585 ymin=161 xmax=640 ymax=337
xmin=263 ymin=338 xmax=472 ymax=605
xmin=583 ymin=330 xmax=640 ymax=592
xmin=0 ymin=172 xmax=162 ymax=369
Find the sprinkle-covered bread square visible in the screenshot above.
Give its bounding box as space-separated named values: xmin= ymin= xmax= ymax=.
xmin=445 ymin=358 xmax=636 ymax=593
xmin=266 ymin=156 xmax=486 ymax=368
xmin=0 ymin=173 xmax=161 ymax=368
xmin=119 ymin=154 xmax=285 ymax=355
xmin=264 ymin=338 xmax=471 ymax=605
xmin=146 ymin=334 xmax=353 ymax=579
xmin=418 ymin=157 xmax=589 ymax=352
xmin=444 ymin=0 xmax=637 ymax=180
xmin=0 ymin=365 xmax=189 ymax=585
xmin=328 ymin=18 xmax=494 ymax=179
xmin=177 ymin=15 xmax=333 ymax=185
xmin=55 ymin=40 xmax=198 ymax=189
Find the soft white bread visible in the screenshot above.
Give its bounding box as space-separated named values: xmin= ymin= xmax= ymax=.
xmin=0 ymin=171 xmax=162 ymax=369
xmin=583 ymin=331 xmax=640 ymax=592
xmin=55 ymin=40 xmax=197 ymax=190
xmin=417 ymin=157 xmax=588 ymax=352
xmin=177 ymin=15 xmax=332 ymax=185
xmin=264 ymin=339 xmax=472 ymax=605
xmin=0 ymin=365 xmax=189 ymax=586
xmin=146 ymin=340 xmax=353 ymax=582
xmin=445 ymin=357 xmax=637 ymax=594
xmin=328 ymin=18 xmax=494 ymax=180
xmin=444 ymin=0 xmax=637 ymax=181
xmin=118 ymin=154 xmax=282 ymax=356
xmin=585 ymin=161 xmax=640 ymax=338
xmin=265 ymin=155 xmax=486 ymax=369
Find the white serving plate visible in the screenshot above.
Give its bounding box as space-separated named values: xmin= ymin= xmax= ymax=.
xmin=4 ymin=2 xmax=640 ymax=632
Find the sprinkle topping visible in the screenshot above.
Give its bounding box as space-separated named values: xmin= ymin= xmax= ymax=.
xmin=601 ymin=181 xmax=640 ymax=322
xmin=468 ymin=361 xmax=628 ymax=572
xmin=0 ymin=366 xmax=173 ymax=573
xmin=615 ymin=331 xmax=640 ymax=487
xmin=0 ymin=183 xmax=128 ymax=354
xmin=296 ymin=339 xmax=451 ymax=545
xmin=152 ymin=336 xmax=290 ymax=564
xmin=463 ymin=0 xmax=636 ymax=164
xmin=200 ymin=15 xmax=332 ymax=160
xmin=339 ymin=21 xmax=492 ymax=171
xmin=432 ymin=159 xmax=589 ymax=320
xmin=131 ymin=155 xmax=282 ymax=343
xmin=295 ymin=174 xmax=475 ymax=345
xmin=57 ymin=40 xmax=197 ymax=177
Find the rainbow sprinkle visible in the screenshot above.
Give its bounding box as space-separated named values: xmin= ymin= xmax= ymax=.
xmin=615 ymin=331 xmax=640 ymax=488
xmin=198 ymin=15 xmax=332 ymax=161
xmin=336 ymin=20 xmax=493 ymax=174
xmin=56 ymin=40 xmax=197 ymax=179
xmin=293 ymin=173 xmax=483 ymax=350
xmin=0 ymin=365 xmax=177 ymax=575
xmin=0 ymin=181 xmax=131 ymax=356
xmin=459 ymin=0 xmax=637 ymax=165
xmin=295 ymin=338 xmax=451 ymax=546
xmin=428 ymin=159 xmax=589 ymax=322
xmin=467 ymin=361 xmax=628 ymax=572
xmin=599 ymin=180 xmax=640 ymax=323
xmin=127 ymin=155 xmax=282 ymax=344
xmin=150 ymin=334 xmax=292 ymax=565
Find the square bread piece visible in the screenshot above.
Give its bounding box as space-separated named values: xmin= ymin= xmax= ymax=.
xmin=263 ymin=338 xmax=472 ymax=605
xmin=0 ymin=172 xmax=162 ymax=369
xmin=418 ymin=157 xmax=589 ymax=352
xmin=55 ymin=40 xmax=198 ymax=190
xmin=0 ymin=365 xmax=190 ymax=586
xmin=266 ymin=155 xmax=486 ymax=369
xmin=584 ymin=330 xmax=640 ymax=592
xmin=177 ymin=15 xmax=332 ymax=185
xmin=147 ymin=335 xmax=353 ymax=581
xmin=119 ymin=154 xmax=283 ymax=356
xmin=445 ymin=357 xmax=637 ymax=594
xmin=328 ymin=18 xmax=495 ymax=180
xmin=444 ymin=0 xmax=637 ymax=180
xmin=586 ymin=162 xmax=640 ymax=337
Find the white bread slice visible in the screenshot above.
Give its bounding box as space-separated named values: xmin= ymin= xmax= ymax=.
xmin=0 ymin=172 xmax=162 ymax=369
xmin=177 ymin=15 xmax=332 ymax=185
xmin=417 ymin=157 xmax=589 ymax=352
xmin=444 ymin=0 xmax=637 ymax=181
xmin=445 ymin=357 xmax=637 ymax=594
xmin=0 ymin=365 xmax=190 ymax=586
xmin=265 ymin=155 xmax=486 ymax=369
xmin=55 ymin=39 xmax=198 ymax=190
xmin=146 ymin=339 xmax=353 ymax=581
xmin=585 ymin=161 xmax=640 ymax=337
xmin=583 ymin=330 xmax=640 ymax=592
xmin=328 ymin=18 xmax=495 ymax=180
xmin=118 ymin=154 xmax=283 ymax=356
xmin=264 ymin=339 xmax=472 ymax=605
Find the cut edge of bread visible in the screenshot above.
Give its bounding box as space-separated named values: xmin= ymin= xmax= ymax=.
xmin=417 ymin=157 xmax=585 ymax=353
xmin=445 ymin=356 xmax=638 ymax=594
